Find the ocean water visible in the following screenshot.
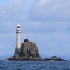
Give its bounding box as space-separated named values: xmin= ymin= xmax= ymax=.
xmin=0 ymin=60 xmax=70 ymax=70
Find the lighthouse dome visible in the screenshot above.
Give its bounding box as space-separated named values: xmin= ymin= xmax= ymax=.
xmin=17 ymin=24 xmax=20 ymax=26
xmin=17 ymin=24 xmax=20 ymax=28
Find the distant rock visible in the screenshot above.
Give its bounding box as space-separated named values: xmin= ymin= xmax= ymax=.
xmin=44 ymin=56 xmax=64 ymax=61
xmin=8 ymin=39 xmax=41 ymax=60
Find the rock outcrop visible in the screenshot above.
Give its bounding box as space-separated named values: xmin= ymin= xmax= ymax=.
xmin=44 ymin=56 xmax=64 ymax=61
xmin=8 ymin=39 xmax=41 ymax=60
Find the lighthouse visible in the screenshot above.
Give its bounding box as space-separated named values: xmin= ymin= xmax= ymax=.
xmin=16 ymin=24 xmax=21 ymax=49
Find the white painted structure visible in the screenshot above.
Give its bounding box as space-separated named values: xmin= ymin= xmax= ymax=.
xmin=16 ymin=24 xmax=21 ymax=49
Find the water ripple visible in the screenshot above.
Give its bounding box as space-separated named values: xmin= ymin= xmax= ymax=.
xmin=0 ymin=60 xmax=70 ymax=70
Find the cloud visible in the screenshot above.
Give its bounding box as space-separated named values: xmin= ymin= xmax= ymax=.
xmin=40 ymin=0 xmax=51 ymax=5
xmin=28 ymin=0 xmax=70 ymax=22
xmin=23 ymin=0 xmax=70 ymax=58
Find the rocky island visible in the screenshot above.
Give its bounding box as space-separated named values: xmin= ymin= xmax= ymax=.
xmin=44 ymin=56 xmax=64 ymax=61
xmin=8 ymin=39 xmax=41 ymax=60
xmin=7 ymin=24 xmax=64 ymax=61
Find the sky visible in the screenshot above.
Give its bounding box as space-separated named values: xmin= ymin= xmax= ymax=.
xmin=0 ymin=0 xmax=70 ymax=60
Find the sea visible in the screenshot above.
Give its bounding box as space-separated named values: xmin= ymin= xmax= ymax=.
xmin=0 ymin=60 xmax=70 ymax=70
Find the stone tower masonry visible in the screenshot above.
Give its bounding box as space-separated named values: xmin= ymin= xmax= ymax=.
xmin=16 ymin=24 xmax=21 ymax=49
xmin=14 ymin=24 xmax=21 ymax=58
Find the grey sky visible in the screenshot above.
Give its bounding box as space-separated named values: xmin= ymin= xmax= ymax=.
xmin=0 ymin=0 xmax=70 ymax=60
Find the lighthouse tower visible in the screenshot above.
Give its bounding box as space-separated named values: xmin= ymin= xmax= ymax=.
xmin=16 ymin=24 xmax=21 ymax=49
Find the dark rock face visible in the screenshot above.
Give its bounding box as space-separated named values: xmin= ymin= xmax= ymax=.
xmin=8 ymin=39 xmax=41 ymax=60
xmin=21 ymin=42 xmax=41 ymax=58
xmin=24 ymin=39 xmax=29 ymax=42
